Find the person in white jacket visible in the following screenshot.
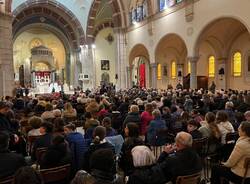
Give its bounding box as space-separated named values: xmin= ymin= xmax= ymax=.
xmin=216 ymin=110 xmax=235 ymax=144
xmin=211 ymin=121 xmax=250 ymax=183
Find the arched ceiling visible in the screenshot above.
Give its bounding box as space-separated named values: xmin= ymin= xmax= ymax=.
xmin=86 ymin=0 xmax=126 ymax=43
xmin=12 ymin=0 xmax=93 ymax=33
xmin=12 ymin=0 xmax=86 ymax=49
xmin=195 ymin=18 xmax=248 ymax=57
xmin=155 ymin=33 xmax=188 ymax=62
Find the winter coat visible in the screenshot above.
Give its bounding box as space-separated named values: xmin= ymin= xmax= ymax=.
xmin=127 ymin=165 xmax=166 ymax=184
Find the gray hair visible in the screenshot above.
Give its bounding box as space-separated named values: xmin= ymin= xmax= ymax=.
xmin=152 ymin=109 xmax=161 ymax=118
xmin=175 ymin=132 xmax=193 ymax=147
xmin=131 ymin=145 xmax=156 ymax=167
xmin=225 ymin=101 xmax=234 ymax=109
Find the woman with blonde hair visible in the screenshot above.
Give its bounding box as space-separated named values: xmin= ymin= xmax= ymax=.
xmin=123 ymin=105 xmax=141 ymax=129
xmin=127 ymin=145 xmax=165 ymax=184
xmin=62 ymin=102 xmax=77 ymax=118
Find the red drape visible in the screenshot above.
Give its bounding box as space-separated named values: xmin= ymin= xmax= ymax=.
xmin=35 ymin=71 xmax=51 ymax=77
xmin=139 ymin=64 xmax=145 ymax=88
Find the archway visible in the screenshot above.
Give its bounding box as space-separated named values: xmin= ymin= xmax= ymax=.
xmin=194 ymin=17 xmax=250 ymax=90
xmin=155 ymin=33 xmax=187 ymax=89
xmin=129 ymin=44 xmax=151 ymax=88
xmin=12 ymin=0 xmax=85 ymax=90
xmin=86 ymin=0 xmax=126 ymax=44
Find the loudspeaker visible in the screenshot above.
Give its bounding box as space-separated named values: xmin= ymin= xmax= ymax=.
xmin=219 ymin=68 xmax=225 ymax=75
xmin=115 ymin=74 xmax=118 ymax=79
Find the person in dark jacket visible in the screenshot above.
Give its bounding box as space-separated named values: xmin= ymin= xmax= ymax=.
xmin=186 ymin=119 xmax=202 ymax=139
xmin=127 ymin=145 xmax=166 ymax=184
xmin=123 ymin=105 xmax=141 ymax=128
xmin=0 ymin=131 xmax=26 ymax=179
xmin=64 ymin=123 xmax=87 ymax=171
xmin=13 ymin=166 xmax=42 ymax=184
xmin=40 ymin=135 xmax=71 ymax=169
xmin=158 ymin=132 xmax=202 ymax=183
xmin=102 ymin=117 xmax=117 ymax=137
xmin=0 ymin=102 xmax=14 ymax=134
xmin=147 ymin=109 xmax=167 ymax=146
xmin=32 ymin=121 xmax=54 ymax=161
xmin=83 ymin=126 xmax=115 ymax=172
xmin=119 ymin=123 xmax=144 ymax=176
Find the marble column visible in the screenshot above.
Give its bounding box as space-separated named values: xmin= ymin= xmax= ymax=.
xmin=73 ymin=49 xmax=81 ymax=88
xmin=217 ymin=57 xmax=227 ymax=90
xmin=0 ymin=13 xmax=14 ymax=96
xmin=188 ymin=56 xmax=199 ymax=89
xmin=150 ymin=63 xmax=157 ymax=89
xmin=126 ymin=66 xmax=134 ymax=89
xmin=114 ymin=28 xmax=127 ymax=89
xmin=79 ymin=45 xmax=93 ymax=90
xmin=65 ymin=53 xmax=71 ymax=85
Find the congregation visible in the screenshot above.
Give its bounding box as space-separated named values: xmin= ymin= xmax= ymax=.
xmin=0 ymin=87 xmax=250 ymax=184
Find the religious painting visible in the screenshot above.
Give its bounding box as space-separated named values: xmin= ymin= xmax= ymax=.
xmin=101 ymin=60 xmax=110 ymax=70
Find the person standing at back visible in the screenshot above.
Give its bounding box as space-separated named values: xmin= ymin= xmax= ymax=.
xmin=0 ymin=131 xmax=26 ymax=179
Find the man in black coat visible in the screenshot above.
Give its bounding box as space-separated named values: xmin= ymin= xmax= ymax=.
xmin=158 ymin=132 xmax=202 ymax=183
xmin=0 ymin=131 xmax=26 ymax=179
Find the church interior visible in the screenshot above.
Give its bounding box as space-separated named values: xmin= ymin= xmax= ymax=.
xmin=0 ymin=1 xmax=250 ymax=184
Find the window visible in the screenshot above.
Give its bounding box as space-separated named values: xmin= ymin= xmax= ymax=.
xmin=208 ymin=56 xmax=215 ymax=77
xmin=233 ymin=52 xmax=242 ymax=76
xmin=157 ymin=64 xmax=162 ymax=80
xmin=187 ymin=61 xmax=191 ymax=74
xmin=159 ymin=0 xmax=184 ymax=11
xmin=130 ymin=0 xmax=148 ymax=24
xmin=171 ymin=60 xmax=176 ymax=79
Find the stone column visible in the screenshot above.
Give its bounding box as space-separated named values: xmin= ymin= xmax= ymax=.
xmin=150 ymin=63 xmax=157 ymax=89
xmin=217 ymin=57 xmax=227 ymax=90
xmin=73 ymin=49 xmax=81 ymax=88
xmin=114 ymin=28 xmax=127 ymax=90
xmin=126 ymin=66 xmax=133 ymax=89
xmin=188 ymin=56 xmax=199 ymax=89
xmin=65 ymin=53 xmax=71 ymax=85
xmin=0 ymin=13 xmax=14 ymax=96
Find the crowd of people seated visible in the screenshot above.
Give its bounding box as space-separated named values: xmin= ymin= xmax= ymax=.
xmin=0 ymin=87 xmax=250 ymax=184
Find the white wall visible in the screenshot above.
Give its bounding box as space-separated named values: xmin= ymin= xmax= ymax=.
xmin=94 ymin=28 xmax=116 ymax=86
xmin=127 ymin=0 xmax=250 ymax=89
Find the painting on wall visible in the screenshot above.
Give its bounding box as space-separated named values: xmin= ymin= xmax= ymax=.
xmin=101 ymin=60 xmax=110 ymax=70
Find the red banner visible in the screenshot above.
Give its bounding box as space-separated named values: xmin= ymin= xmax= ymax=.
xmin=35 ymin=71 xmax=51 ymax=77
xmin=139 ymin=64 xmax=145 ymax=88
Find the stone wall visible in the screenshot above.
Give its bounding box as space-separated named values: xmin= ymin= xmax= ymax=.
xmin=0 ymin=13 xmax=14 ymax=96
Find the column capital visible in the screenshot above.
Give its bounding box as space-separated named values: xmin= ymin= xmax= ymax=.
xmin=150 ymin=63 xmax=157 ymax=68
xmin=188 ymin=56 xmax=199 ymax=63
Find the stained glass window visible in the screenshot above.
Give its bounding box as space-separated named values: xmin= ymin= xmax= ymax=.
xmin=233 ymin=52 xmax=241 ymax=76
xmin=157 ymin=64 xmax=162 ymax=80
xmin=171 ymin=60 xmax=176 ymax=79
xmin=208 ymin=56 xmax=215 ymax=77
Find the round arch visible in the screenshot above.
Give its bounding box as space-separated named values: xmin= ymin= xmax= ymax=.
xmin=86 ymin=0 xmax=126 ymax=44
xmin=155 ymin=33 xmax=188 ymax=62
xmin=12 ymin=0 xmax=85 ymax=49
xmin=129 ymin=43 xmax=150 ymax=66
xmin=193 ymin=16 xmax=250 ymax=57
xmin=129 ymin=44 xmax=151 ymax=88
xmin=193 ymin=17 xmax=250 ymax=90
xmin=154 ymin=33 xmax=188 ymax=89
